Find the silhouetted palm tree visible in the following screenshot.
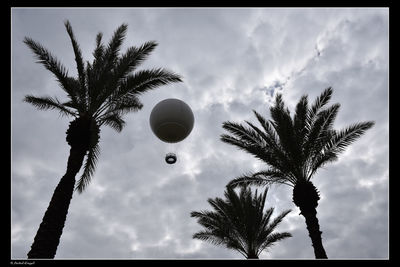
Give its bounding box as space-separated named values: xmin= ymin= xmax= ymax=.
xmin=191 ymin=186 xmax=292 ymax=259
xmin=23 ymin=21 xmax=182 ymax=259
xmin=220 ymin=87 xmax=374 ymax=259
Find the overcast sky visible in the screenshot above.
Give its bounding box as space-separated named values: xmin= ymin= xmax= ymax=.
xmin=11 ymin=8 xmax=389 ymax=259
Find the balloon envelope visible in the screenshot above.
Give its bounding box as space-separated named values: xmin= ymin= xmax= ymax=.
xmin=149 ymin=98 xmax=194 ymax=143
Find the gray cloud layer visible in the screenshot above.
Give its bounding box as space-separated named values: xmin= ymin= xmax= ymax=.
xmin=12 ymin=8 xmax=388 ymax=259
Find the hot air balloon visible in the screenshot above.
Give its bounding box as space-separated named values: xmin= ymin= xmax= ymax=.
xmin=149 ymin=98 xmax=194 ymax=164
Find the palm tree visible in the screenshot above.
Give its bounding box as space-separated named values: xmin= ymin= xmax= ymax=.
xmin=191 ymin=186 xmax=292 ymax=259
xmin=220 ymin=87 xmax=374 ymax=259
xmin=23 ymin=21 xmax=182 ymax=259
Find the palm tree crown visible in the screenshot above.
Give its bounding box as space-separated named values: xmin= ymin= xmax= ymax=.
xmin=191 ymin=186 xmax=292 ymax=259
xmin=221 ymin=87 xmax=374 ymax=188
xmin=24 ymin=21 xmax=182 ymax=192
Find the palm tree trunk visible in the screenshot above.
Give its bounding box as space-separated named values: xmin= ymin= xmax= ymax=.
xmin=246 ymin=254 xmax=259 ymax=259
xmin=27 ymin=146 xmax=86 ymax=259
xmin=292 ymin=180 xmax=328 ymax=259
xmin=299 ymin=207 xmax=328 ymax=259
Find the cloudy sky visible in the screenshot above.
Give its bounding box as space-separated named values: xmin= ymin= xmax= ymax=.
xmin=11 ymin=8 xmax=389 ymax=259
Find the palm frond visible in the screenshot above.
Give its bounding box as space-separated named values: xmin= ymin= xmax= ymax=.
xmin=220 ymin=134 xmax=249 ymax=151
xmin=118 ymin=68 xmax=182 ymax=97
xmin=221 ymin=123 xmax=287 ymax=170
xmin=84 ymin=61 xmax=94 ymax=109
xmin=191 ymin=208 xmax=247 ymax=255
xmin=192 ymin=231 xmax=225 ymax=246
xmin=256 ymin=208 xmax=292 ymax=255
xmin=245 ymin=120 xmax=271 ymax=146
xmin=99 ymin=95 xmax=143 ymax=121
xmin=92 ymin=32 xmax=105 ymax=67
xmin=64 ymin=20 xmax=86 ymax=96
xmin=303 ymin=103 xmax=340 ymax=160
xmin=98 ymin=112 xmax=126 ymax=132
xmin=252 ymin=110 xmax=279 ymax=143
xmin=220 ymin=129 xmax=275 ymax=169
xmin=75 ymin=142 xmax=100 ymax=193
xmin=113 ymin=41 xmax=158 ymax=81
xmin=259 ymin=207 xmax=274 ymax=230
xmin=190 ymin=210 xmax=218 ymax=222
xmin=306 ymin=87 xmax=333 ymax=128
xmin=226 ymin=175 xmax=262 ymax=188
xmin=89 ymin=33 xmax=105 ymax=105
xmin=23 ymin=37 xmax=68 ymax=79
xmin=103 ymin=23 xmax=128 ymax=67
xmin=253 ymin=170 xmax=296 ymax=187
xmin=94 ymin=33 xmax=104 ymax=57
xmin=258 ymin=232 xmax=292 ymax=254
xmin=24 ymin=95 xmax=77 ymax=117
xmin=24 ymin=38 xmax=77 ymax=99
xmin=293 ymin=95 xmax=309 ymax=145
xmin=263 ymin=209 xmax=292 ymax=236
xmin=191 ymin=211 xmax=220 ymax=232
xmin=94 ymin=23 xmax=127 ymax=81
xmin=325 ymin=121 xmax=375 ymax=155
xmin=62 ymin=100 xmax=80 ymax=111
xmin=222 ymin=121 xmax=264 ymax=147
xmin=308 ymin=150 xmax=338 ymax=178
xmin=306 ymin=121 xmax=374 ymax=179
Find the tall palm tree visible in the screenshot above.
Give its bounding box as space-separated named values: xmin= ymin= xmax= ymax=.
xmin=23 ymin=20 xmax=182 ymax=259
xmin=220 ymin=87 xmax=374 ymax=259
xmin=191 ymin=186 xmax=292 ymax=259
